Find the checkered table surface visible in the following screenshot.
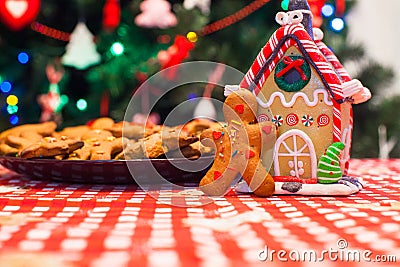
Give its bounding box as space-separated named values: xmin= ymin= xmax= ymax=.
xmin=0 ymin=159 xmax=399 ymax=267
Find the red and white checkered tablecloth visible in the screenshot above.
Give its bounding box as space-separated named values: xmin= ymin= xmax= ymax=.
xmin=0 ymin=159 xmax=399 ymax=267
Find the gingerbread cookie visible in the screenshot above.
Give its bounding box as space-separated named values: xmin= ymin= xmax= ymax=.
xmin=3 ymin=131 xmax=44 ymax=154
xmin=114 ymin=139 xmax=141 ymax=160
xmin=106 ymin=122 xmax=163 ymax=140
xmin=54 ymin=125 xmax=90 ymax=139
xmin=182 ymin=119 xmax=222 ymax=136
xmin=0 ymin=123 xmax=57 ymax=156
xmin=19 ymin=136 xmax=84 ymax=159
xmin=0 ymin=143 xmax=19 ymax=156
xmin=0 ymin=121 xmax=57 ymax=140
xmin=199 ymin=89 xmax=276 ymax=197
xmin=141 ymin=128 xmax=198 ymax=159
xmin=120 ymin=127 xmax=198 ymax=160
xmin=166 ymin=142 xmax=201 ymax=159
xmin=71 ymin=129 xmax=127 ymax=160
xmin=90 ymin=117 xmax=115 ymax=130
xmin=166 ymin=141 xmax=214 ymax=159
xmin=1 ymin=132 xmax=40 ymax=156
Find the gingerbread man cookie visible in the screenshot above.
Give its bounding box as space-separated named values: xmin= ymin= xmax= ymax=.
xmin=19 ymin=136 xmax=84 ymax=159
xmin=0 ymin=121 xmax=57 ymax=140
xmin=0 ymin=122 xmax=57 ymax=156
xmin=70 ymin=129 xmax=127 ymax=160
xmin=0 ymin=131 xmax=43 ymax=156
xmin=199 ymin=89 xmax=276 ymax=197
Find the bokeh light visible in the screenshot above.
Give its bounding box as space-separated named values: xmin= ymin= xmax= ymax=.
xmin=60 ymin=95 xmax=69 ymax=106
xmin=7 ymin=105 xmax=18 ymax=114
xmin=281 ymin=0 xmax=289 ymax=11
xmin=322 ymin=4 xmax=335 ymax=17
xmin=330 ymin=17 xmax=345 ymax=32
xmin=76 ymin=99 xmax=87 ymax=111
xmin=110 ymin=42 xmax=124 ymax=56
xmin=10 ymin=115 xmax=19 ymax=125
xmin=0 ymin=81 xmax=12 ymax=93
xmin=18 ymin=52 xmax=29 ymax=64
xmin=186 ymin=32 xmax=198 ymax=43
xmin=6 ymin=95 xmax=18 ymax=106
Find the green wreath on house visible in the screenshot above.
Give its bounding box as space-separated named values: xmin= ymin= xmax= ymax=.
xmin=274 ymin=55 xmax=311 ymax=92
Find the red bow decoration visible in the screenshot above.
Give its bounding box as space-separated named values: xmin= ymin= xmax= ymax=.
xmin=276 ymin=56 xmax=307 ymax=81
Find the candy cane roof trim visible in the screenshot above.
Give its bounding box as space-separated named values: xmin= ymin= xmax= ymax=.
xmin=240 ymin=24 xmax=345 ymax=104
xmin=316 ymin=40 xmax=351 ymax=83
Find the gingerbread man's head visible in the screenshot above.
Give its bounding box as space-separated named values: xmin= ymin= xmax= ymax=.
xmin=223 ymin=89 xmax=258 ymax=124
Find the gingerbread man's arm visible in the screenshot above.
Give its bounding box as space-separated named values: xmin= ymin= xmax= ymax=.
xmin=244 ymin=121 xmax=276 ymax=151
xmin=258 ymin=121 xmax=277 ymax=148
xmin=200 ymin=126 xmax=224 ymax=148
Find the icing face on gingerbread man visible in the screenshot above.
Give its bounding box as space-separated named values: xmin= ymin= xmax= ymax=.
xmin=199 ymin=89 xmax=276 ymax=197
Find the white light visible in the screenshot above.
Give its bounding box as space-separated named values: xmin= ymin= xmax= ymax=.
xmin=76 ymin=99 xmax=87 ymax=111
xmin=331 ymin=18 xmax=345 ymax=32
xmin=111 ymin=42 xmax=124 ymax=56
xmin=322 ymin=4 xmax=335 ymax=17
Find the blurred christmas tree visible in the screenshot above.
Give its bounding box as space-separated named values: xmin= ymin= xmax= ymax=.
xmin=0 ymin=0 xmax=396 ymax=157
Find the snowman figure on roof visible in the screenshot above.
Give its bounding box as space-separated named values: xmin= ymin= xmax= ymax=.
xmin=232 ymin=0 xmax=371 ymax=196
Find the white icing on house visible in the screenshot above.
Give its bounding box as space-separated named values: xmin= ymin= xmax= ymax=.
xmin=255 ymin=89 xmax=333 ymax=108
xmin=342 ymin=79 xmax=371 ymax=104
xmin=275 ymin=10 xmax=304 ymax=26
xmin=289 ymin=160 xmax=305 ymax=176
xmin=235 ymin=180 xmax=361 ymax=196
xmin=313 ymin=28 xmax=324 ymax=41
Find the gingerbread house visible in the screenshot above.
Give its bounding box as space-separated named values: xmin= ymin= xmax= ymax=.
xmin=239 ymin=5 xmax=371 ymax=181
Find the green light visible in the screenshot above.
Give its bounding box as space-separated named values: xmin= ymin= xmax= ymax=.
xmin=60 ymin=95 xmax=69 ymax=105
xmin=55 ymin=95 xmax=69 ymax=113
xmin=77 ymin=99 xmax=87 ymax=111
xmin=7 ymin=105 xmax=18 ymax=114
xmin=117 ymin=26 xmax=128 ymax=37
xmin=110 ymin=42 xmax=124 ymax=56
xmin=281 ymin=0 xmax=289 ymax=10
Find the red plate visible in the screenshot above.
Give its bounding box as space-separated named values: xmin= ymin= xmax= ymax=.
xmin=0 ymin=156 xmax=214 ymax=185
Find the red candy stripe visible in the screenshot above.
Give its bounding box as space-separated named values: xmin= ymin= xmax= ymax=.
xmin=273 ymin=176 xmax=318 ymax=184
xmin=257 ymin=114 xmax=270 ymax=122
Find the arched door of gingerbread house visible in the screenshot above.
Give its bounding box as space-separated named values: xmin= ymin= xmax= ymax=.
xmin=273 ymin=129 xmax=317 ymax=178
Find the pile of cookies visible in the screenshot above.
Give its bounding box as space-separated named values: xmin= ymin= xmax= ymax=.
xmin=0 ymin=118 xmax=219 ymax=160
